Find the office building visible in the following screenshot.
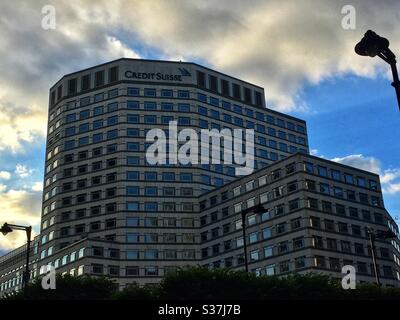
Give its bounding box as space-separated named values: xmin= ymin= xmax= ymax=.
xmin=199 ymin=153 xmax=400 ymax=285
xmin=0 ymin=59 xmax=398 ymax=294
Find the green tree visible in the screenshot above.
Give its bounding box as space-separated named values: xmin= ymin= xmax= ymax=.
xmin=112 ymin=282 xmax=158 ymax=300
xmin=3 ymin=274 xmax=117 ymax=300
xmin=3 ymin=267 xmax=400 ymax=300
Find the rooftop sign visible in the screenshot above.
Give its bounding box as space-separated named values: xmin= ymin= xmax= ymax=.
xmin=124 ymin=67 xmax=191 ymax=82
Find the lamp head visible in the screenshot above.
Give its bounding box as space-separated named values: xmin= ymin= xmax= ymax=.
xmin=355 ymin=30 xmax=390 ymax=57
xmin=0 ymin=223 xmax=13 ymax=236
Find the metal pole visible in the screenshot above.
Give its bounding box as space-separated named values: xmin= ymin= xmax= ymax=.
xmin=23 ymin=226 xmax=32 ymax=290
xmin=368 ymin=231 xmax=381 ymax=287
xmin=390 ymin=62 xmax=400 ymax=111
xmin=241 ymin=211 xmax=249 ymax=272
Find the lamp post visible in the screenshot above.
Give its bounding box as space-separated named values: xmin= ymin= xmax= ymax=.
xmin=241 ymin=204 xmax=267 ymax=272
xmin=366 ymin=226 xmax=397 ymax=287
xmin=0 ymin=223 xmax=32 ymax=289
xmin=355 ymin=30 xmax=400 ymax=111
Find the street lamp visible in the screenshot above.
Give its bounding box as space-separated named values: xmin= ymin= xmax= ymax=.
xmin=355 ymin=30 xmax=400 ymax=111
xmin=366 ymin=226 xmax=397 ymax=287
xmin=241 ymin=203 xmax=267 ymax=272
xmin=0 ymin=223 xmax=32 ymax=289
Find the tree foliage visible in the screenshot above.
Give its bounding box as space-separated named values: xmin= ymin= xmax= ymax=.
xmin=4 ymin=274 xmax=117 ymax=300
xmin=3 ymin=267 xmax=400 ymax=300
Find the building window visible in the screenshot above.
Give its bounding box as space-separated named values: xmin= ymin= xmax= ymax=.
xmin=295 ymin=257 xmax=306 ymax=269
xmin=161 ymin=89 xmax=173 ymax=97
xmin=312 ymin=236 xmax=323 ymax=248
xmin=249 ymin=232 xmax=258 ymax=244
xmin=126 ymin=128 xmax=140 ymax=137
xmin=178 ymin=117 xmax=190 ymax=125
xmin=279 ymin=260 xmax=290 ymax=273
xmin=127 ymin=217 xmax=139 ymax=227
xmin=145 ymin=187 xmax=157 ymax=196
xmin=107 ymin=102 xmax=118 ymax=113
xmin=344 ymin=191 xmax=356 ymax=202
xmin=127 ymin=202 xmax=139 ymax=211
xmin=197 ymin=71 xmax=206 ymax=87
xmin=329 ymin=258 xmax=341 ymax=271
xmin=352 ymin=225 xmax=362 ymax=236
xmin=310 ymin=216 xmax=321 ymax=228
xmin=94 ymin=92 xmax=104 ymax=102
xmin=144 ymin=88 xmax=156 ymax=97
xmin=265 ymin=264 xmax=275 ymax=276
xmin=262 ymin=227 xmax=272 ymax=239
xmin=127 ymin=186 xmax=139 ymax=196
xmin=326 ymin=238 xmax=337 ymax=250
xmin=359 ymin=193 xmax=369 ymax=204
xmin=127 ymin=156 xmax=139 ymax=165
xmin=126 ymin=250 xmax=138 ymax=260
xmin=276 ymin=242 xmax=288 ymax=254
xmin=161 ymin=103 xmax=173 ymax=111
xmin=232 ymin=83 xmax=241 ymax=99
xmin=127 ymin=171 xmax=139 ymax=181
xmin=348 ymin=207 xmax=358 ymax=218
xmin=127 ymin=101 xmax=139 ymax=109
xmin=145 ymin=202 xmax=158 ymax=211
xmin=127 ymin=142 xmax=140 ymax=151
xmin=126 ymin=266 xmax=139 ymax=277
xmin=92 ymin=247 xmax=104 ymax=257
xmin=162 ymin=172 xmax=175 ymax=181
xmin=127 ymin=87 xmax=139 ymax=96
xmin=92 ymin=264 xmax=103 ymax=274
xmin=319 ymin=183 xmax=330 ymax=195
xmin=362 ymin=210 xmax=371 ymax=221
xmin=144 ymin=217 xmax=157 ymax=227
xmin=344 ymin=174 xmax=354 ymax=184
xmin=81 ymin=74 xmax=91 ymax=91
xmin=304 ymin=162 xmax=314 ymax=173
xmin=145 ymin=267 xmax=158 ymax=276
xmin=95 ymin=70 xmax=104 ymax=87
xmin=178 ymin=90 xmax=189 ymax=99
xmin=165 ymin=250 xmax=178 ymax=261
xmin=127 ymin=233 xmax=139 ymax=243
xmin=243 ymin=87 xmax=252 ymax=103
xmin=354 ymin=243 xmax=364 ymax=255
xmin=374 ymin=213 xmax=384 ymax=224
xmin=108 ymin=266 xmax=119 ymax=276
xmin=369 ymin=180 xmax=378 ymax=190
xmin=109 ymin=66 xmax=119 ymax=83
xmin=371 ymin=196 xmax=380 ymax=207
xmin=289 ymin=199 xmax=299 ymax=211
xmin=250 ymin=250 xmax=259 ymax=261
xmin=338 ymin=222 xmax=348 ymax=234
xmin=341 ymin=241 xmax=351 ymax=252
xmin=144 ymin=115 xmax=157 ymax=124
xmin=178 ymin=173 xmax=192 ymax=182
xmin=106 ymin=129 xmax=118 ymax=140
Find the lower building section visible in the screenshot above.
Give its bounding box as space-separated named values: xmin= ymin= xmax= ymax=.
xmin=197 ymin=153 xmax=400 ymax=287
xmin=1 ymin=153 xmax=400 ymax=295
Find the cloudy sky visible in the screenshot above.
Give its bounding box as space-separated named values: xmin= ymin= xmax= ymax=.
xmin=0 ymin=0 xmax=399 ymax=254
